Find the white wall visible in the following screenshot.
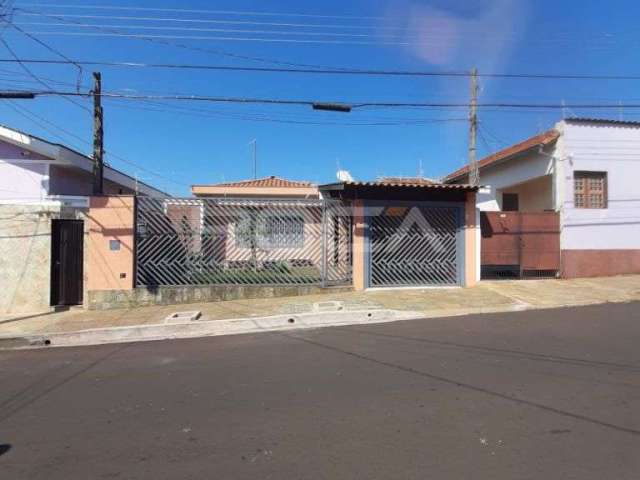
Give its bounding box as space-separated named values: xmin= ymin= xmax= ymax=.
xmin=475 ymin=150 xmax=555 ymax=211
xmin=0 ymin=161 xmax=48 ymax=202
xmin=559 ymin=121 xmax=640 ymax=250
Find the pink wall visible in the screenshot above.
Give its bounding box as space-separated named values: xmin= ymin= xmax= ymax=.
xmin=86 ymin=196 xmax=136 ymax=291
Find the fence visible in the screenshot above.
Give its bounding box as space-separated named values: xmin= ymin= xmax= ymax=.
xmin=135 ymin=197 xmax=352 ymax=287
xmin=480 ymin=211 xmax=560 ymax=279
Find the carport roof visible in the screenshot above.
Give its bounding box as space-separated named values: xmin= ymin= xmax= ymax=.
xmin=320 ymin=180 xmax=478 ymax=191
xmin=319 ymin=180 xmax=478 ymax=201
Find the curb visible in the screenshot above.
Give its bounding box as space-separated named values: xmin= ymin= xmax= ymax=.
xmin=0 ymin=309 xmax=423 ymax=350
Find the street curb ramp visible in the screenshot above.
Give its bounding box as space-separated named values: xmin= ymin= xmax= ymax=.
xmin=0 ymin=309 xmax=422 ymax=350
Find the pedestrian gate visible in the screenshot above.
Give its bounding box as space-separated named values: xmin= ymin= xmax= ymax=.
xmin=368 ymin=204 xmax=461 ymax=287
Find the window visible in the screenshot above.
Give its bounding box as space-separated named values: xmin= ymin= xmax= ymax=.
xmin=236 ymin=213 xmax=304 ymax=249
xmin=502 ymin=193 xmax=519 ymax=212
xmin=574 ymin=171 xmax=607 ymax=209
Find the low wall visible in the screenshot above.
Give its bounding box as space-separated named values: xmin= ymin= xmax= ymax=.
xmin=561 ymin=249 xmax=640 ymax=278
xmin=87 ymin=284 xmax=353 ymax=310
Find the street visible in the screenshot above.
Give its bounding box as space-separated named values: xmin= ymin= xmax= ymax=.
xmin=1 ymin=302 xmax=639 ymax=479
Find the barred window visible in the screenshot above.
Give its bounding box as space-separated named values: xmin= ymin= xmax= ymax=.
xmin=574 ymin=171 xmax=607 ymax=209
xmin=236 ymin=213 xmax=304 ymax=249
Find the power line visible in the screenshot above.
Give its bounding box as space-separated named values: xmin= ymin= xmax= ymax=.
xmin=104 ymin=99 xmax=468 ymax=126
xmin=26 ymin=90 xmax=640 ymax=109
xmin=10 ymin=30 xmax=431 ymax=46
xmin=18 ymin=3 xmax=386 ymax=20
xmin=4 ymin=21 xmax=83 ymax=90
xmin=13 ymin=12 xmax=422 ymax=31
xmin=15 ymin=7 xmax=349 ymax=69
xmin=0 ymin=20 xmax=90 ymax=112
xmin=1 ymin=57 xmax=639 ymax=81
xmin=1 ymin=99 xmax=190 ymax=188
xmin=15 ymin=21 xmax=413 ymax=39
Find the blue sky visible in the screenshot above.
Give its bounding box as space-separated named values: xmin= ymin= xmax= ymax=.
xmin=1 ymin=0 xmax=639 ymax=195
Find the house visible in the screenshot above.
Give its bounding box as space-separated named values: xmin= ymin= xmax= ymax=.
xmin=0 ymin=124 xmax=165 ymax=204
xmin=145 ymin=176 xmax=326 ymax=284
xmin=445 ymin=118 xmax=640 ymax=278
xmin=0 ymin=125 xmax=167 ymax=314
xmin=192 ymin=175 xmax=319 ymax=199
xmin=133 ymin=174 xmax=480 ymax=298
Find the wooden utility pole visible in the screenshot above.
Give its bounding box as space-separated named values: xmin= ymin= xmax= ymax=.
xmin=468 ymin=68 xmax=479 ymax=186
xmin=92 ymin=72 xmax=104 ymax=195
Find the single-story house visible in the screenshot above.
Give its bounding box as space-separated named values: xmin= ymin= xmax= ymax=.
xmin=445 ymin=117 xmax=640 ymax=278
xmin=0 ymin=125 xmax=167 ymax=314
xmin=132 ymin=175 xmax=480 ymax=294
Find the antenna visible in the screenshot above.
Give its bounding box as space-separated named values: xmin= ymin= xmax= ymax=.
xmin=249 ymin=139 xmax=257 ymax=179
xmin=417 ymin=158 xmax=424 ymax=178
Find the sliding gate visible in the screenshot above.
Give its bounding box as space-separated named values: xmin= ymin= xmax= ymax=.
xmin=368 ymin=204 xmax=462 ymax=287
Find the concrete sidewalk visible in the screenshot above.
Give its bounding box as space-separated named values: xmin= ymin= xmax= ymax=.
xmin=1 ymin=275 xmax=639 ymax=343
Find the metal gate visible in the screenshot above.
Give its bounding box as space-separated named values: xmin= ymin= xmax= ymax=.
xmin=135 ymin=197 xmax=351 ymax=287
xmin=368 ymin=204 xmax=462 ymax=287
xmin=480 ymin=211 xmax=560 ymax=279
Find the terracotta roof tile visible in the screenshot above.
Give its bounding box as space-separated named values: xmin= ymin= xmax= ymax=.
xmin=196 ymin=176 xmax=314 ymax=188
xmin=377 ymin=176 xmax=437 ymax=185
xmin=444 ymin=129 xmax=560 ymax=182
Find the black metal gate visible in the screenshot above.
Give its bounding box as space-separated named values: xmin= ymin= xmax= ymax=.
xmin=368 ymin=205 xmax=461 ymax=287
xmin=51 ymin=219 xmax=84 ymax=306
xmin=135 ymin=197 xmax=352 ymax=287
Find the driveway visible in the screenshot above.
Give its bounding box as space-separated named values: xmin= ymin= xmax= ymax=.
xmin=1 ymin=302 xmax=639 ymax=479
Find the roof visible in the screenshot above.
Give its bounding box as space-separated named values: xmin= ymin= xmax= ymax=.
xmin=191 ymin=175 xmax=319 ymax=198
xmin=444 ymin=129 xmax=560 ymax=182
xmin=0 ymin=123 xmax=169 ymax=197
xmin=565 ymin=117 xmax=640 ymax=127
xmin=320 ymin=180 xmax=478 ymax=191
xmin=194 ymin=176 xmax=314 ymax=189
xmin=377 ymin=176 xmax=437 ymax=185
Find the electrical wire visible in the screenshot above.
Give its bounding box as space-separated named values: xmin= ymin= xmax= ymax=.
xmin=15 ymin=7 xmax=351 ymax=69
xmin=1 ymin=57 xmax=639 ymax=81
xmin=15 ymin=22 xmax=413 ymax=39
xmin=13 ymin=13 xmax=425 ymax=31
xmin=1 ymin=100 xmax=190 ymax=188
xmin=0 ymin=21 xmax=90 ymax=112
xmin=18 ymin=3 xmax=386 ymax=21
xmin=5 ymin=21 xmax=83 ymax=90
xmin=25 ymin=90 xmax=640 ymax=110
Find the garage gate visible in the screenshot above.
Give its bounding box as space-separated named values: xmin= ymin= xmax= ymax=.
xmin=368 ymin=204 xmax=463 ymax=287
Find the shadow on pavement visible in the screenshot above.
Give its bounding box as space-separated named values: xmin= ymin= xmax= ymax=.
xmin=283 ymin=332 xmax=640 ymax=437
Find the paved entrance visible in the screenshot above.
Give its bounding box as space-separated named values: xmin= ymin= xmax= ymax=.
xmin=369 ymin=204 xmax=461 ymax=287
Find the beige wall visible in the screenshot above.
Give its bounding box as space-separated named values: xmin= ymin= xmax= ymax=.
xmin=0 ymin=203 xmax=87 ymax=314
xmin=86 ymin=196 xmax=135 ymax=291
xmin=464 ymin=192 xmax=478 ymax=287
xmin=501 ymin=175 xmax=553 ymax=212
xmin=0 ymin=203 xmax=57 ymax=314
xmin=351 ymin=201 xmax=366 ymax=291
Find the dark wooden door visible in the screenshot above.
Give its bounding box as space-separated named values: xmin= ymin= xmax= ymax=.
xmin=51 ymin=219 xmax=84 ymax=306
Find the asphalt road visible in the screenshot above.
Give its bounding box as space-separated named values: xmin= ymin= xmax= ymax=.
xmin=1 ymin=302 xmax=639 ymax=479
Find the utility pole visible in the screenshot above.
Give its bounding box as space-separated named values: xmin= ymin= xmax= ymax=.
xmin=92 ymin=72 xmax=104 ymax=195
xmin=250 ymin=139 xmax=257 ymax=179
xmin=468 ymin=68 xmax=479 ymax=187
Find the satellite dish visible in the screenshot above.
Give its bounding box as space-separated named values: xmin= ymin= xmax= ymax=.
xmin=336 ymin=169 xmax=354 ymax=182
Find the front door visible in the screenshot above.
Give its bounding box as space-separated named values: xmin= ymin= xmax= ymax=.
xmin=51 ymin=219 xmax=84 ymax=306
